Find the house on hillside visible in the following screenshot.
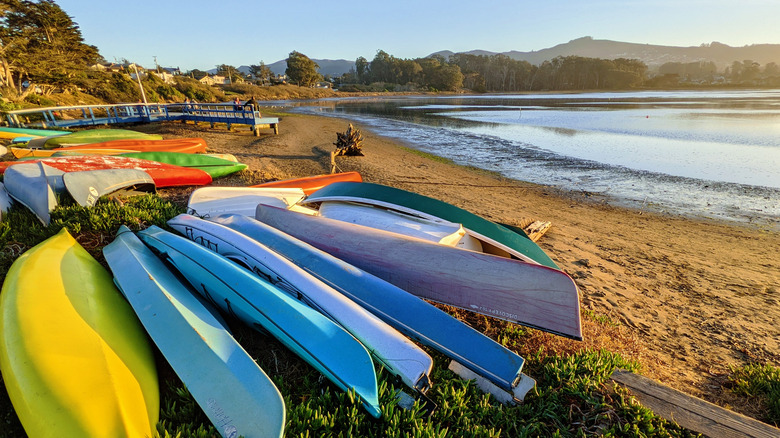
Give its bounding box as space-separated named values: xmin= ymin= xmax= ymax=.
xmin=90 ymin=62 xmax=125 ymax=73
xmin=199 ymin=74 xmax=230 ymax=86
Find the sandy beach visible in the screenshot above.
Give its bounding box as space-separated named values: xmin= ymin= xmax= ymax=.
xmin=141 ymin=112 xmax=779 ymax=421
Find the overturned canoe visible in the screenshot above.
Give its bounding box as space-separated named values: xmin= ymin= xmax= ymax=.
xmin=0 ymin=155 xmax=213 ymax=187
xmin=255 ymin=204 xmax=582 ymax=340
xmin=104 ymin=227 xmax=286 ymax=438
xmin=0 ymin=229 xmax=159 ymax=436
xmin=304 ymin=181 xmax=559 ymax=268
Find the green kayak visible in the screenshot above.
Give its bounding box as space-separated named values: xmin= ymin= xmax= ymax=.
xmin=120 ymin=152 xmax=247 ymax=179
xmin=44 ymin=129 xmax=163 ymax=149
xmin=304 ymin=181 xmax=560 ymax=269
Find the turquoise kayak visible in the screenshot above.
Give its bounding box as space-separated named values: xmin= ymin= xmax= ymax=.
xmin=303 ymin=181 xmax=559 ymax=269
xmin=136 ymin=226 xmax=381 ymax=418
xmin=104 ymin=227 xmax=286 ymax=437
xmin=120 ymin=152 xmax=247 ymax=179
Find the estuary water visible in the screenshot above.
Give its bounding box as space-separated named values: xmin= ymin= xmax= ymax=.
xmin=290 ymin=90 xmax=780 ymax=227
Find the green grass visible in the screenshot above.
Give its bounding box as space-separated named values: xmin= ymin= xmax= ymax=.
xmin=728 ymin=363 xmax=780 ymax=426
xmin=0 ymin=192 xmax=713 ymax=437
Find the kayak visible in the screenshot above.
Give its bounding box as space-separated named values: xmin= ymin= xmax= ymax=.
xmin=252 ymin=171 xmax=362 ymax=195
xmin=63 ymin=169 xmax=156 ymax=207
xmin=0 ymin=127 xmax=68 ymax=140
xmin=137 ymin=225 xmax=382 ymax=418
xmin=303 ymin=181 xmax=560 ymax=269
xmin=120 ymin=152 xmax=247 ymax=179
xmin=0 ymin=155 xmax=213 ymax=187
xmin=0 ymin=229 xmax=159 ymax=437
xmin=104 ymin=227 xmax=286 ymax=438
xmin=3 ymin=162 xmax=60 ymax=224
xmin=44 ymin=129 xmax=163 ymax=149
xmin=11 ymin=138 xmax=208 ymax=158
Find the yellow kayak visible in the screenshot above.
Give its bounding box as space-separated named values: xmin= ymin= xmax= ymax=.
xmin=0 ymin=229 xmax=159 ymax=437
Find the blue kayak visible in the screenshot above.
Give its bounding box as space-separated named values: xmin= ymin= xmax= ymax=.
xmin=136 ymin=226 xmax=381 ymax=418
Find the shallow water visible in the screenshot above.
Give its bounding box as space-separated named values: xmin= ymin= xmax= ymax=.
xmin=288 ymin=90 xmax=780 ymax=227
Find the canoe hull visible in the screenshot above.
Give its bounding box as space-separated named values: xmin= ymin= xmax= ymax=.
xmin=304 ymin=181 xmax=559 ymax=268
xmin=255 ymin=204 xmax=582 ymax=340
xmin=187 ymin=187 xmax=306 ymax=218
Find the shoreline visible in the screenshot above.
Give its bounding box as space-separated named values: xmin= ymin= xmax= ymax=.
xmin=144 ymin=114 xmax=779 ymax=420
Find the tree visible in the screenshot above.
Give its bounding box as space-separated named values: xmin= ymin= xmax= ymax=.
xmin=0 ymin=0 xmax=100 ymax=95
xmin=249 ymin=61 xmax=272 ymax=84
xmin=215 ymin=64 xmax=243 ymax=83
xmin=285 ymin=51 xmax=321 ymax=87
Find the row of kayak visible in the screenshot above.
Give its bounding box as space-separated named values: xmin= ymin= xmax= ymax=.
xmin=0 ymin=128 xmax=251 ymax=225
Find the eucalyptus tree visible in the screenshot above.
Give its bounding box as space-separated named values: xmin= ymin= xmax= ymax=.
xmin=285 ymin=51 xmax=321 ymax=87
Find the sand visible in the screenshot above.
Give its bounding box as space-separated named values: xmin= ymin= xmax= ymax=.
xmin=142 ymin=113 xmax=779 ymax=419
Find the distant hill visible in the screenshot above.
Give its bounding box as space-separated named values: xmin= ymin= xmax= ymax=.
xmin=430 ymin=37 xmax=780 ymax=70
xmin=206 ymin=59 xmax=355 ymax=78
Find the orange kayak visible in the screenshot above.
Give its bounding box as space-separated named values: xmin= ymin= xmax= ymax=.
xmin=252 ymin=171 xmax=362 ymax=195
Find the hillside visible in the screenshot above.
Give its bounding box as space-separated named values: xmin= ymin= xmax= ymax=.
xmin=431 ymin=36 xmax=780 ymax=70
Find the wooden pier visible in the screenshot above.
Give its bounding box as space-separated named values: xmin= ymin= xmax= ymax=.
xmin=5 ymin=102 xmax=279 ymax=136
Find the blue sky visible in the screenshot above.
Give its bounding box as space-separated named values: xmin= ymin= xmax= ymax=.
xmin=56 ymin=0 xmax=780 ymax=71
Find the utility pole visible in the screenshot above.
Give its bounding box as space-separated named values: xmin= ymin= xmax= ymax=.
xmin=132 ymin=63 xmax=148 ymax=104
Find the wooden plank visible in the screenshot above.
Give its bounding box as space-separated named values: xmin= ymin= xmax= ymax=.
xmin=522 ymin=220 xmax=551 ymax=242
xmin=611 ymin=369 xmax=780 ymax=438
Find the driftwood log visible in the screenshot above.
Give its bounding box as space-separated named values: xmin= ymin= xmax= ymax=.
xmin=334 ymin=124 xmax=365 ymax=156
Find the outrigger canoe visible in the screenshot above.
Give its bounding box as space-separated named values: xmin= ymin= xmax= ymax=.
xmin=251 ymin=171 xmax=362 ymax=195
xmin=255 ymin=204 xmax=582 ymax=340
xmin=137 ymin=226 xmax=382 ymax=418
xmin=0 ymin=229 xmax=159 ymax=437
xmin=303 ymin=181 xmax=559 ymax=269
xmin=104 ymin=227 xmax=286 ymax=438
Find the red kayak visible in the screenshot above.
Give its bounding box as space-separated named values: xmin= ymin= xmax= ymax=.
xmin=56 ymin=138 xmax=208 ymax=154
xmin=0 ymin=156 xmax=212 ymax=187
xmin=252 ymin=171 xmax=362 ymax=195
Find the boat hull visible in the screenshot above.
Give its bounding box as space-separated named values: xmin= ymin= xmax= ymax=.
xmin=304 ymin=181 xmax=559 ymax=268
xmin=0 ymin=229 xmax=159 ymax=437
xmin=251 ymin=171 xmax=362 ymax=195
xmin=255 ymin=204 xmax=582 ymax=340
